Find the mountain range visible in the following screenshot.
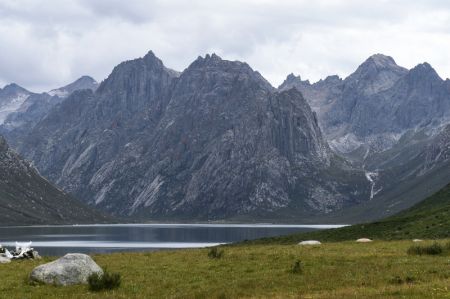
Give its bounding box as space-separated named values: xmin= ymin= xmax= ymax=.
xmin=280 ymin=53 xmax=450 ymax=222
xmin=0 ymin=51 xmax=449 ymax=223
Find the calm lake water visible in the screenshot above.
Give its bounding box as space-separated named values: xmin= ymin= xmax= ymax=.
xmin=0 ymin=224 xmax=346 ymax=256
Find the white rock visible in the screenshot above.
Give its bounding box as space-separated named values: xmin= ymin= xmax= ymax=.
xmin=16 ymin=241 xmax=32 ymax=252
xmin=0 ymin=255 xmax=11 ymax=264
xmin=356 ymin=238 xmax=373 ymax=243
xmin=30 ymin=253 xmax=103 ymax=286
xmin=4 ymin=248 xmax=13 ymax=259
xmin=412 ymin=239 xmax=423 ymax=242
xmin=298 ymin=240 xmax=321 ymax=245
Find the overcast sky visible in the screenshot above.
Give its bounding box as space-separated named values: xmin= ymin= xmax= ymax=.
xmin=1 ymin=0 xmax=450 ymax=91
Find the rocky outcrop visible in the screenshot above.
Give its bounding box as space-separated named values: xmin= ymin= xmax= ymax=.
xmin=12 ymin=51 xmax=369 ymax=221
xmin=30 ymin=254 xmax=103 ymax=286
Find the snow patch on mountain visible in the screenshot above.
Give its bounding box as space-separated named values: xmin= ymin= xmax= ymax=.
xmin=0 ymin=94 xmax=29 ymax=124
xmin=47 ymin=89 xmax=69 ymax=98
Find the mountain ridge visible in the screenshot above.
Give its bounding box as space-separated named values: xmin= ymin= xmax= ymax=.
xmin=9 ymin=52 xmax=370 ymax=221
xmin=1 ymin=51 xmax=449 ymax=223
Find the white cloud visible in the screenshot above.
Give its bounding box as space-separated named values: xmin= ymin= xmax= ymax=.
xmin=0 ymin=0 xmax=449 ymax=91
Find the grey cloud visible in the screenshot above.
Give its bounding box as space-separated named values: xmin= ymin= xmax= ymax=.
xmin=0 ymin=0 xmax=449 ymax=91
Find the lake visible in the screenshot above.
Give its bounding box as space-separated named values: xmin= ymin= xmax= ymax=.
xmin=0 ymin=223 xmax=346 ymax=255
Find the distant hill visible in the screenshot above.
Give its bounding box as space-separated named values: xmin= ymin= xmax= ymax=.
xmin=250 ymin=182 xmax=450 ymax=244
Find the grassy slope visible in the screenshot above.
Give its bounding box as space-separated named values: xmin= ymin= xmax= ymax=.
xmin=250 ymin=183 xmax=450 ymax=244
xmin=0 ymin=137 xmax=111 ymax=226
xmin=1 ymin=241 xmax=450 ymax=298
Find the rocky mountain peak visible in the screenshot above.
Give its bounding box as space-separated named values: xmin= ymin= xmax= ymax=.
xmin=48 ymin=76 xmax=98 ymax=97
xmin=142 ymin=50 xmax=166 ymax=69
xmin=315 ymin=75 xmax=342 ymax=87
xmin=284 ymin=73 xmax=303 ymax=83
xmin=185 ymin=54 xmax=274 ymax=92
xmin=323 ymin=75 xmax=341 ymax=83
xmin=350 ymin=54 xmax=406 ymax=79
xmin=191 ymin=53 xmax=241 ymax=69
xmin=407 ymin=62 xmax=442 ymax=82
xmin=96 ymin=51 xmax=176 ymax=96
xmin=278 ymin=73 xmax=311 ymax=90
xmin=365 ymin=54 xmax=398 ymax=68
xmin=345 ymin=54 xmax=408 ymax=95
xmin=1 ymin=83 xmax=29 ymax=96
xmin=71 ymin=75 xmax=97 ymax=87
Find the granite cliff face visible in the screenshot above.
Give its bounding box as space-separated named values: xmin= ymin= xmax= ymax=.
xmin=0 ymin=136 xmax=108 ymax=225
xmin=280 ymin=54 xmax=450 ymax=154
xmin=13 ymin=52 xmax=369 ymax=220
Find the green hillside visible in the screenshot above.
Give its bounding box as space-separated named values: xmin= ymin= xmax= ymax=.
xmin=250 ymin=182 xmax=450 ymax=244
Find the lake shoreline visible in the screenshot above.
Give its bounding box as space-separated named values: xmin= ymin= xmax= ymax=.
xmin=0 ymin=223 xmax=344 ymax=256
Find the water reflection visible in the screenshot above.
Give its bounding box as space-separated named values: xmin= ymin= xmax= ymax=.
xmin=0 ymin=224 xmax=346 ymax=255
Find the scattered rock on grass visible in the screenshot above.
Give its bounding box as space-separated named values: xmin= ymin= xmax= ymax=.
xmin=298 ymin=240 xmax=321 ymax=245
xmin=30 ymin=253 xmax=103 ymax=286
xmin=0 ymin=256 xmax=11 ymax=264
xmin=356 ymin=238 xmax=373 ymax=243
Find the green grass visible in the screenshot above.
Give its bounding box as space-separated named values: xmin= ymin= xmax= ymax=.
xmin=88 ymin=270 xmax=121 ymax=291
xmin=249 ymin=183 xmax=450 ymax=244
xmin=1 ymin=240 xmax=450 ymax=298
xmin=407 ymin=242 xmax=444 ymax=256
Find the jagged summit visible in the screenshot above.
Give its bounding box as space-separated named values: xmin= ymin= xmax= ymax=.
xmin=323 ymin=75 xmax=341 ymax=82
xmin=190 ymin=53 xmax=244 ymax=69
xmin=1 ymin=83 xmax=29 ymax=95
xmin=407 ymin=62 xmax=442 ymax=81
xmin=279 ymin=73 xmax=311 ymax=90
xmin=348 ymin=53 xmax=407 ymax=81
xmin=141 ymin=50 xmax=167 ymax=68
xmin=97 ymin=50 xmax=178 ymax=96
xmin=48 ymin=76 xmax=98 ymax=97
xmin=185 ymin=53 xmax=274 ymax=91
xmin=343 ymin=54 xmax=408 ymax=96
xmin=73 ymin=75 xmax=97 ymax=85
xmin=365 ymin=53 xmax=399 ymax=68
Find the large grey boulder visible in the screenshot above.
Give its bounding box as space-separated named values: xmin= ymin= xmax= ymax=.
xmin=30 ymin=253 xmax=103 ymax=286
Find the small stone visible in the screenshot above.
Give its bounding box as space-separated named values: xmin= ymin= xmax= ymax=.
xmin=356 ymin=238 xmax=373 ymax=243
xmin=412 ymin=239 xmax=423 ymax=242
xmin=298 ymin=240 xmax=321 ymax=245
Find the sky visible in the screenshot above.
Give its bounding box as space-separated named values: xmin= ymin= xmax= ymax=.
xmin=1 ymin=0 xmax=450 ymax=92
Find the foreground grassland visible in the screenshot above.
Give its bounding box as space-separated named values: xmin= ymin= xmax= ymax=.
xmin=1 ymin=240 xmax=450 ymax=298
